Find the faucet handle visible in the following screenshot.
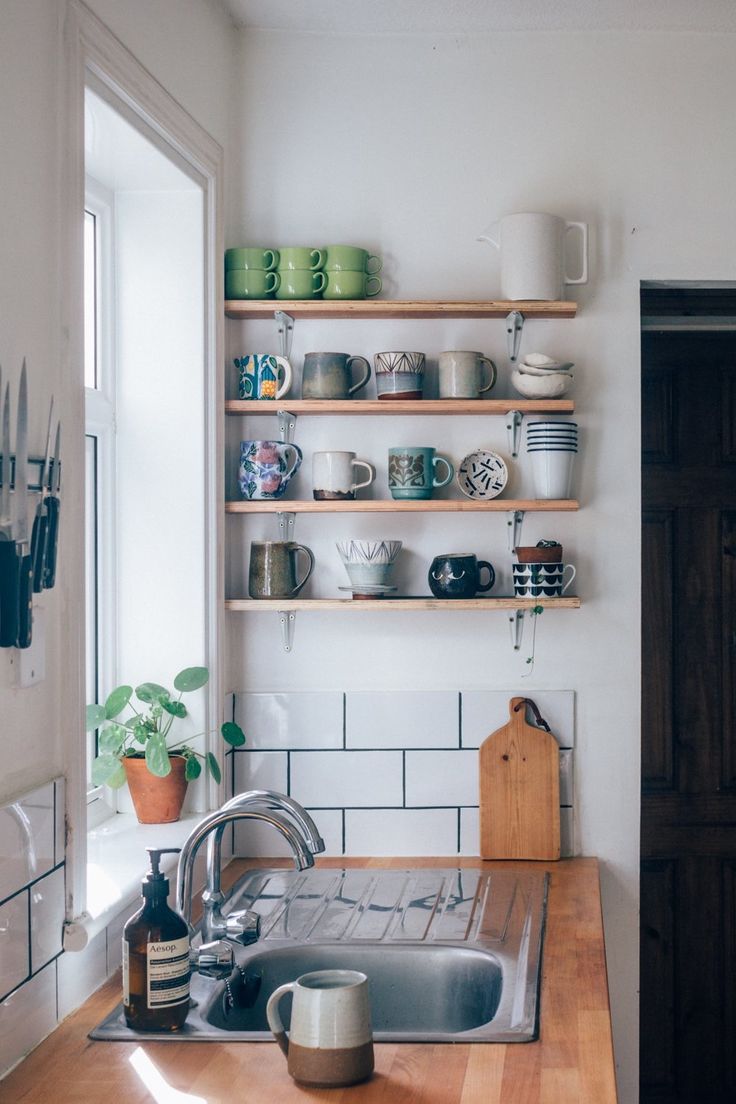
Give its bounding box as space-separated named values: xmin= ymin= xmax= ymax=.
xmin=225 ymin=909 xmax=261 ymax=946
xmin=196 ymin=939 xmax=234 ymax=979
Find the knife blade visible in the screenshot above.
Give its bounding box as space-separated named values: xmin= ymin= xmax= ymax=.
xmin=43 ymin=419 xmax=61 ymax=590
xmin=14 ymin=360 xmax=34 ymax=649
xmin=0 ymin=377 xmax=19 ymax=647
xmin=31 ymin=396 xmax=54 ymax=593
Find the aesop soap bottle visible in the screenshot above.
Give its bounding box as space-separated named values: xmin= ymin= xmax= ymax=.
xmin=123 ymin=847 xmax=190 ymax=1031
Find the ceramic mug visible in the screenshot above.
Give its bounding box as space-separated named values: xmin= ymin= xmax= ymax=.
xmin=388 ymin=446 xmax=454 ymax=500
xmin=239 ymin=439 xmax=303 ymax=500
xmin=236 ymin=354 xmax=293 ymax=400
xmin=226 ymin=269 xmax=280 ymax=299
xmin=276 ymin=270 xmax=326 ymax=300
xmin=248 ymin=541 xmax=314 ymax=599
xmin=225 ymin=247 xmax=279 ymax=271
xmin=438 ymin=351 xmax=497 ymax=399
xmin=428 ymin=553 xmax=495 ymax=599
xmin=312 ymin=451 xmax=375 ymax=500
xmin=323 ymin=271 xmax=382 ymax=300
xmin=512 ymin=562 xmax=576 ymax=597
xmin=374 ymin=352 xmax=425 ymax=400
xmin=278 ymin=247 xmax=325 ymax=271
xmin=302 ymin=352 xmax=371 ymax=399
xmin=323 ymin=246 xmax=382 ymax=274
xmin=266 ymin=969 xmax=374 ymax=1089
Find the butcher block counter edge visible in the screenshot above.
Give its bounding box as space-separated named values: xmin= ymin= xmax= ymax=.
xmin=0 ymin=856 xmax=617 ymax=1104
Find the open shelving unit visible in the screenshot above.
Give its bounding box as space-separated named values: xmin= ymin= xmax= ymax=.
xmin=226 ymin=597 xmax=580 ymax=612
xmin=225 ymin=299 xmax=578 ymax=320
xmin=226 ymin=398 xmax=575 ymax=416
xmin=226 ymin=498 xmax=579 ymax=514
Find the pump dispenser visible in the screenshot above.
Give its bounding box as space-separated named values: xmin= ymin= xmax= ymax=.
xmin=123 ymin=847 xmax=190 ymax=1031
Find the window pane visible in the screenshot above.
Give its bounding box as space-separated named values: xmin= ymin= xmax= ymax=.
xmin=85 ymin=434 xmax=98 ymax=779
xmin=84 ymin=211 xmax=97 ymax=389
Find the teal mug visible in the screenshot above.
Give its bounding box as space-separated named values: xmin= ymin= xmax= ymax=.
xmin=388 ymin=447 xmax=454 ymax=500
xmin=323 ymin=245 xmax=382 ymax=274
xmin=276 ymin=270 xmax=326 ymax=300
xmin=302 ymin=352 xmax=371 ymax=399
xmin=323 ymin=271 xmax=382 ymax=300
xmin=225 ymin=247 xmax=279 ymax=271
xmin=226 ymin=269 xmax=280 ymax=299
xmin=278 ymin=247 xmax=325 ymax=271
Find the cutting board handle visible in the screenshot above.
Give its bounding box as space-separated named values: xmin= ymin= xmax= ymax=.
xmin=510 ymin=696 xmax=551 ymax=732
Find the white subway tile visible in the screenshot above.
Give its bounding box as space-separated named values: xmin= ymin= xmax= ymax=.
xmin=0 ymin=783 xmax=55 ymax=901
xmin=345 ymin=809 xmax=458 ymax=856
xmin=307 ymin=809 xmax=343 ymax=856
xmin=560 ymin=749 xmax=574 ymax=806
xmin=0 ymin=890 xmax=29 ymax=1001
xmin=560 ymin=807 xmax=575 ymax=858
xmin=30 ymin=867 xmax=64 ymax=972
xmin=346 ymin=691 xmax=459 ymax=749
xmin=234 ymin=692 xmax=344 ymax=749
xmin=57 ymin=929 xmax=107 ymax=1020
xmin=461 ymin=690 xmax=575 ymax=748
xmin=459 ymin=808 xmax=480 ymax=856
xmin=0 ymin=961 xmax=57 ymax=1077
xmin=233 ymin=750 xmax=288 ymax=795
xmin=54 ymin=778 xmax=65 ymax=866
xmin=405 ymin=750 xmax=478 ymax=807
xmin=291 ymin=751 xmax=403 ymax=808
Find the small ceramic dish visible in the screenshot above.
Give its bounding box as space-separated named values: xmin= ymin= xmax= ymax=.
xmin=511 ymin=369 xmax=572 ymax=399
xmin=456 ymin=450 xmax=508 ymax=500
xmin=338 ymin=584 xmax=398 ymax=601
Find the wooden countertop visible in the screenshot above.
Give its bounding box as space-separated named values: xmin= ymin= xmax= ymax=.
xmin=1 ymin=857 xmax=617 ymax=1104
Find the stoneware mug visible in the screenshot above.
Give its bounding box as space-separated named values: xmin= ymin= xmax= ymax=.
xmin=512 ymin=562 xmax=576 ymax=597
xmin=323 ymin=245 xmax=382 ymax=274
xmin=239 ymin=440 xmax=303 ymax=500
xmin=226 ymin=268 xmax=280 ymax=299
xmin=302 ymin=352 xmax=372 ymax=399
xmin=388 ymin=446 xmax=454 ymax=500
xmin=374 ymin=351 xmax=426 ymax=399
xmin=266 ymin=969 xmax=374 ymax=1089
xmin=428 ymin=553 xmax=496 ymax=599
xmin=224 ymin=247 xmax=279 ymax=271
xmin=323 ymin=270 xmax=382 ymax=300
xmin=312 ymin=450 xmax=376 ymax=500
xmin=248 ymin=541 xmax=315 ymax=599
xmin=438 ymin=350 xmax=497 ymax=399
xmin=235 ymin=354 xmax=293 ymax=400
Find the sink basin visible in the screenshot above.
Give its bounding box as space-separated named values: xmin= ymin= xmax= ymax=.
xmin=91 ymin=866 xmax=547 ymax=1044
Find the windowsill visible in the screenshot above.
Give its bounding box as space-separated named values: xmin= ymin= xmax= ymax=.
xmin=64 ymin=812 xmax=203 ymax=949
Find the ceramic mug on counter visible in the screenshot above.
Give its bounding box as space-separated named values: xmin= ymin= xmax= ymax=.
xmin=312 ymin=451 xmax=375 ymax=500
xmin=438 ymin=351 xmax=497 ymax=399
xmin=239 ymin=440 xmax=302 ymax=500
xmin=374 ymin=352 xmax=425 ymax=400
xmin=236 ymin=354 xmax=293 ymax=400
xmin=248 ymin=541 xmax=315 ymax=599
xmin=266 ymin=969 xmax=374 ymax=1088
xmin=302 ymin=352 xmax=372 ymax=399
xmin=388 ymin=446 xmax=454 ymax=500
xmin=428 ymin=553 xmax=495 ymax=599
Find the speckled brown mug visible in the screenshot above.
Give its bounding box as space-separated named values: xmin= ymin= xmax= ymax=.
xmin=248 ymin=541 xmax=314 ymax=599
xmin=266 ymin=969 xmax=374 ymax=1088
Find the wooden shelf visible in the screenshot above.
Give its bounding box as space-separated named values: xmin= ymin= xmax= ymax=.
xmin=225 ymin=597 xmax=581 ymax=612
xmin=225 ymin=398 xmax=575 ymax=416
xmin=225 ymin=299 xmax=578 ymax=320
xmin=226 ymin=498 xmax=578 ymax=514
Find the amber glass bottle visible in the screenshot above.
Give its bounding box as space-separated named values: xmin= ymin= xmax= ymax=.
xmin=123 ymin=847 xmax=190 ymax=1031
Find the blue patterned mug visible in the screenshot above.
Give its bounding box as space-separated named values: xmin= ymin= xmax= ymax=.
xmin=236 ymin=354 xmax=293 ymax=400
xmin=239 ymin=440 xmax=303 ymax=500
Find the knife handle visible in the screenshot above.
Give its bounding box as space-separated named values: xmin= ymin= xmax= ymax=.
xmin=16 ymin=550 xmax=33 ymax=649
xmin=0 ymin=541 xmax=20 ymax=647
xmin=31 ymin=510 xmax=48 ymax=593
xmin=43 ymin=496 xmax=59 ymax=590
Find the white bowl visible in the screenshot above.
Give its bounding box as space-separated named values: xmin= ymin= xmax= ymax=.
xmin=511 ymin=369 xmax=572 ymax=399
xmin=336 ymin=539 xmax=402 ymax=565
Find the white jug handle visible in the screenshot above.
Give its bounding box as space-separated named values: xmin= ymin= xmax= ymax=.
xmin=564 ymin=222 xmax=588 ymax=285
xmin=476 ymin=221 xmax=500 ymax=249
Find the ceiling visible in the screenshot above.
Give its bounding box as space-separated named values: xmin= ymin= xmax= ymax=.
xmin=222 ymin=0 xmax=736 ymax=34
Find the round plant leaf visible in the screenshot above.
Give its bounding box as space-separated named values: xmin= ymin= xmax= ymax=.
xmin=162 ymin=699 xmax=187 ymax=719
xmin=91 ymin=755 xmax=127 ymax=788
xmin=104 ymin=685 xmax=132 ymax=720
xmin=85 ymin=704 xmax=106 ymax=732
xmin=173 ymin=666 xmax=209 ymax=693
xmin=221 ymin=721 xmax=245 ymax=748
xmin=98 ymin=722 xmax=127 ymax=755
xmin=185 ymin=756 xmax=202 ymax=782
xmin=206 ymin=752 xmax=222 ymax=785
xmin=136 ymin=682 xmax=170 ymax=705
xmin=145 ymin=732 xmax=172 ymax=777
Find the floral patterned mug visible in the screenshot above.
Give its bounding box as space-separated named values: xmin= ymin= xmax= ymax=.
xmin=239 ymin=440 xmax=303 ymax=500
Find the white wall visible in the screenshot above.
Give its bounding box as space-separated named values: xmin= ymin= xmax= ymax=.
xmin=227 ymin=28 xmax=736 ymax=1104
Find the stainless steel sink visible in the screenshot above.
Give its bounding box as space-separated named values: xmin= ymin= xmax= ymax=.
xmin=91 ymin=866 xmax=548 ymax=1044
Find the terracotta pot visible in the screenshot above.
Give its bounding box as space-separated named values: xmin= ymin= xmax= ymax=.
xmin=515 ymin=544 xmax=563 ymax=564
xmin=123 ymin=755 xmax=188 ymax=824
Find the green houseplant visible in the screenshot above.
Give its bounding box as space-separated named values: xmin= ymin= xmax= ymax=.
xmin=86 ymin=666 xmax=245 ymax=823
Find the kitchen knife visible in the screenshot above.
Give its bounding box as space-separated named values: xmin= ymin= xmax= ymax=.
xmin=14 ymin=361 xmax=33 ymax=649
xmin=0 ymin=378 xmax=20 ymax=647
xmin=43 ymin=419 xmax=61 ymax=590
xmin=31 ymin=396 xmax=54 ymax=592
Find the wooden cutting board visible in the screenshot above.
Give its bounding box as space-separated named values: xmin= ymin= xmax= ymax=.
xmin=479 ymin=696 xmax=560 ymax=860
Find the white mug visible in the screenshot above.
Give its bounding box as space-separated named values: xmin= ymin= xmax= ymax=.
xmin=266 ymin=969 xmax=374 ymax=1088
xmin=312 ymin=450 xmax=375 ymax=500
xmin=478 ymin=212 xmax=588 ymax=301
xmin=438 ymin=351 xmax=497 ymax=399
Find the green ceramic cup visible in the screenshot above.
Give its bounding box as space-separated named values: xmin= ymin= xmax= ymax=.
xmin=276 ymin=270 xmax=327 ymax=300
xmin=226 ymin=269 xmax=280 ymax=299
xmin=323 ymin=245 xmax=382 ymax=274
xmin=278 ymin=247 xmax=325 ymax=272
xmin=225 ymin=247 xmax=279 ymax=271
xmin=323 ymin=270 xmax=382 ymax=300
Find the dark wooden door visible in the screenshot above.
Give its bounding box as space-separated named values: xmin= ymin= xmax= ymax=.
xmin=641 ymin=328 xmax=736 ymax=1103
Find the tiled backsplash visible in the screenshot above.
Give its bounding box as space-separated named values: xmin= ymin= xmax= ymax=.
xmin=233 ymin=690 xmax=575 ymax=858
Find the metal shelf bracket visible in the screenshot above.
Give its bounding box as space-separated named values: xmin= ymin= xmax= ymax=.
xmin=506 ymin=409 xmax=523 ymax=457
xmin=505 ymin=310 xmax=524 ymax=363
xmin=277 ymin=409 xmax=297 ymax=444
xmin=279 ymin=610 xmax=296 ymax=652
xmin=275 ymin=310 xmax=294 ymax=360
xmin=506 ymin=509 xmax=525 ymax=552
xmin=509 ymin=609 xmax=525 ymax=651
xmin=276 ymin=511 xmax=296 ymax=541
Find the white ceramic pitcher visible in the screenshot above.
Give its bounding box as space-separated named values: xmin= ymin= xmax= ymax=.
xmin=478 ymin=212 xmax=588 ymax=301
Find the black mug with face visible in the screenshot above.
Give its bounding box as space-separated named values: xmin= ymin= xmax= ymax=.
xmin=428 ymin=553 xmax=495 ymax=599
